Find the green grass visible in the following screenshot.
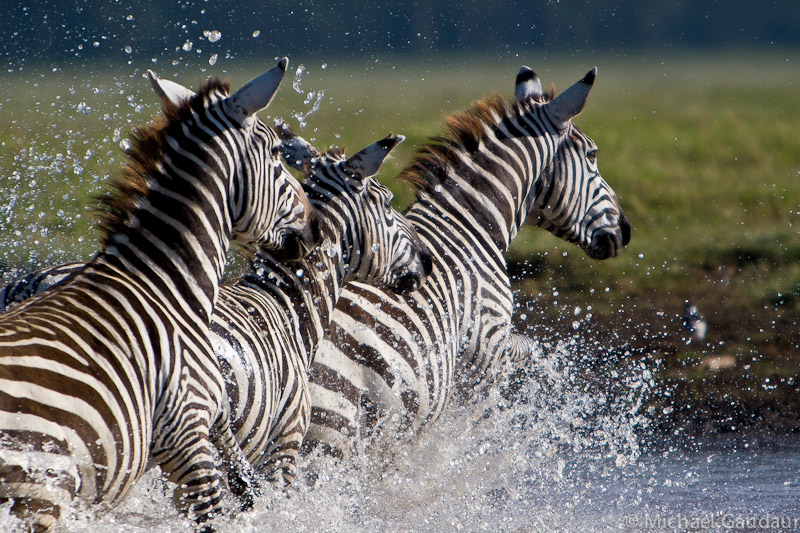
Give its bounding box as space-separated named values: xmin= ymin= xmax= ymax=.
xmin=2 ymin=51 xmax=799 ymax=317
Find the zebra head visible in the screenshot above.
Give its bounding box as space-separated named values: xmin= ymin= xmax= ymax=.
xmin=279 ymin=130 xmax=433 ymax=294
xmin=517 ymin=66 xmax=631 ymax=260
xmin=147 ymin=59 xmax=321 ymax=262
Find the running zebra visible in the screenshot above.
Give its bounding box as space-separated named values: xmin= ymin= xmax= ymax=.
xmin=0 ymin=59 xmax=320 ymax=531
xmin=306 ymin=66 xmax=632 ymax=458
xmin=216 ymin=128 xmax=431 ymax=484
xmin=0 ymin=130 xmax=433 ymax=488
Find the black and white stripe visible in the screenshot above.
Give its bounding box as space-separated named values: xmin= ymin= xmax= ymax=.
xmin=306 ymin=66 xmax=632 ymax=457
xmin=0 ymin=59 xmax=320 ymax=530
xmin=215 ymin=130 xmax=431 ymax=484
xmin=0 ymin=131 xmax=432 ymax=491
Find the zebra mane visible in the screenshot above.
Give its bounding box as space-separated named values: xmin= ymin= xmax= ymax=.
xmin=399 ymin=87 xmax=554 ymax=195
xmin=95 ymin=77 xmax=231 ymax=248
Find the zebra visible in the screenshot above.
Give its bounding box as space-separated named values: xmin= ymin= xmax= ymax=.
xmin=0 ymin=129 xmax=433 ymax=489
xmin=305 ymin=66 xmax=632 ymax=458
xmin=215 ymin=127 xmax=432 ymax=485
xmin=0 ymin=59 xmax=321 ymax=531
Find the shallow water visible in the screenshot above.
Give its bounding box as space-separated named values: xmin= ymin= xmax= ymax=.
xmin=2 ymin=341 xmax=796 ymax=532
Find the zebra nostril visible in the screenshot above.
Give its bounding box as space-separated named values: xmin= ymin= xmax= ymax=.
xmin=588 ymin=232 xmax=616 ymax=260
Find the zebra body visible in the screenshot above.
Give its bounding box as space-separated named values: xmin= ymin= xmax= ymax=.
xmin=306 ymin=66 xmax=632 ymax=457
xmin=0 ymin=60 xmax=320 ymax=530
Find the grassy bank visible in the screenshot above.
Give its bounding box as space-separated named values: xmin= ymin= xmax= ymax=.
xmin=2 ymin=50 xmax=799 ymax=434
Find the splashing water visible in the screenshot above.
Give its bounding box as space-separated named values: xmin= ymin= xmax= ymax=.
xmin=0 ymin=336 xmax=662 ymax=532
xmin=293 ymin=90 xmax=325 ymax=129
xmin=293 ymin=64 xmax=306 ymax=94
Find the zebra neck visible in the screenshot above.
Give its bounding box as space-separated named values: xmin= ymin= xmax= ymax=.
xmin=409 ymin=135 xmax=555 ymax=255
xmin=245 ymin=223 xmax=349 ymax=357
xmin=100 ymin=165 xmax=232 ymax=326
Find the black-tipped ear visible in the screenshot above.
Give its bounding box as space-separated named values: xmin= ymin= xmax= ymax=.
xmin=343 ymin=134 xmax=405 ymax=181
xmin=515 ymin=66 xmax=544 ymax=102
xmin=545 ymin=66 xmax=596 ymax=125
xmin=227 ymin=57 xmax=288 ymax=122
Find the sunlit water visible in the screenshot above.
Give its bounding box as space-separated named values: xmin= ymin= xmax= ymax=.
xmin=1 ymin=335 xmax=797 ymax=532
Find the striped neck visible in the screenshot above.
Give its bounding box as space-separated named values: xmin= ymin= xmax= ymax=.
xmin=400 ymin=96 xmax=560 ymax=255
xmin=96 ymin=89 xmax=238 ymax=326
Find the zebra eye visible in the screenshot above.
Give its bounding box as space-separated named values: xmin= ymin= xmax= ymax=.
xmin=586 ymin=150 xmax=598 ymax=164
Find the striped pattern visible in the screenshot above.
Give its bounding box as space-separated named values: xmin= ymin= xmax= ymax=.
xmin=0 ymin=132 xmax=432 ymax=491
xmin=215 ymin=132 xmax=431 ymax=484
xmin=0 ymin=60 xmax=319 ymax=530
xmin=306 ymin=66 xmax=632 ymax=457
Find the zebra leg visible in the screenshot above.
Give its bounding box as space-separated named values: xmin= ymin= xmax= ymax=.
xmin=0 ymin=447 xmax=82 ymax=532
xmin=209 ymin=411 xmax=261 ymax=513
xmin=259 ymin=386 xmax=311 ymax=486
xmin=151 ymin=430 xmax=226 ymax=529
xmin=506 ymin=332 xmax=540 ymax=366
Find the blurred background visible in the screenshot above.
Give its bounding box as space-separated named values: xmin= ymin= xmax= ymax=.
xmin=2 ymin=0 xmax=799 ymax=438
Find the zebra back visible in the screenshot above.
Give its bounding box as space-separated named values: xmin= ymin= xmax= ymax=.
xmin=307 ymin=66 xmax=631 ymax=457
xmin=0 ymin=59 xmax=318 ymax=530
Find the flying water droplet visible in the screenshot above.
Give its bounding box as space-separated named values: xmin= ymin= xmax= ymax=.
xmin=203 ymin=30 xmax=222 ymax=43
xmin=293 ymin=65 xmax=306 ymax=94
xmin=252 ymin=30 xmax=261 ymax=38
xmin=208 ymin=53 xmax=218 ymax=66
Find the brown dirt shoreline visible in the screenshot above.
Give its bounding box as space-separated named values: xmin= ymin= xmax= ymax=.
xmin=511 ymin=271 xmax=800 ymax=440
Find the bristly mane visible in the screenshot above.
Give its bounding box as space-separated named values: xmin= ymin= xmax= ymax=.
xmin=399 ymin=86 xmax=554 ymax=196
xmin=95 ymin=77 xmax=231 ymax=249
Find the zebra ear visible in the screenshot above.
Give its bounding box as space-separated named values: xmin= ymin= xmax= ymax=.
xmin=545 ymin=67 xmax=596 ymax=125
xmin=147 ymin=70 xmax=196 ymax=107
xmin=228 ymin=57 xmax=288 ymax=121
xmin=344 ymin=134 xmax=405 ymax=181
xmin=515 ymin=66 xmax=543 ymax=102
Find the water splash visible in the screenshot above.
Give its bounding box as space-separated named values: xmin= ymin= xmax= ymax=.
xmin=0 ymin=335 xmax=657 ymax=532
xmin=293 ymin=64 xmax=306 ymax=94
xmin=292 ymin=90 xmax=325 ymax=129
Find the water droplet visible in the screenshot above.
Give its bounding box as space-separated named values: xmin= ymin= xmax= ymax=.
xmin=124 ymin=45 xmax=132 ymax=54
xmin=182 ymin=40 xmax=193 ymax=52
xmin=371 ymin=244 xmax=380 ymax=253
xmin=293 ymin=64 xmax=306 ymax=94
xmin=208 ymin=53 xmax=218 ymax=66
xmin=203 ymin=30 xmax=222 ymax=43
xmin=434 ymin=184 xmax=443 ymax=193
xmin=321 ymin=63 xmax=328 ymax=69
xmin=119 ymin=139 xmax=132 ymax=152
xmin=252 ymin=30 xmax=261 ymax=38
xmin=295 ymin=268 xmax=304 ymax=278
